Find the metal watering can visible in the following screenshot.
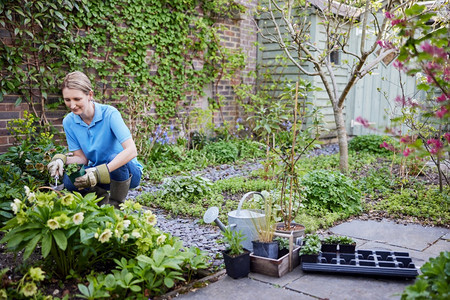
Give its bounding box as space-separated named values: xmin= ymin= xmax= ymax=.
xmin=203 ymin=191 xmax=266 ymax=251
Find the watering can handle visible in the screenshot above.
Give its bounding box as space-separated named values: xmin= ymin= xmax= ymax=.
xmin=236 ymin=191 xmax=265 ymax=216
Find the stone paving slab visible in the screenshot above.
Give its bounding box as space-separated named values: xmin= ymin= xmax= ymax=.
xmin=286 ymin=271 xmax=412 ymax=300
xmin=330 ymin=219 xmax=449 ymax=251
xmin=174 ymin=220 xmax=448 ymax=299
xmin=176 ymin=276 xmax=312 ymax=300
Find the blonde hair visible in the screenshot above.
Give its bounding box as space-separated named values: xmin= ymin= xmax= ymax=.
xmin=61 ymin=71 xmax=93 ymax=95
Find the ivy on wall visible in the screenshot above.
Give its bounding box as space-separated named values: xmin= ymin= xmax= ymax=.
xmin=0 ymin=0 xmax=246 ymax=156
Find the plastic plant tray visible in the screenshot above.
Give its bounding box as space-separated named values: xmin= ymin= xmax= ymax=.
xmin=301 ymin=249 xmax=419 ymax=278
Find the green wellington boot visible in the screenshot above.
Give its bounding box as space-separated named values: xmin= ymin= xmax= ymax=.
xmin=109 ymin=176 xmax=132 ymax=208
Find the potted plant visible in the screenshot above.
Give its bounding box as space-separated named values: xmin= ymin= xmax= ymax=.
xmin=251 ymin=194 xmax=278 ymax=259
xmin=300 ymin=234 xmax=321 ymax=263
xmin=321 ymin=235 xmax=356 ymax=253
xmin=321 ymin=235 xmax=339 ymax=252
xmin=270 ymin=81 xmax=324 ymax=238
xmin=336 ymin=236 xmax=356 ymax=253
xmin=221 ymin=228 xmax=251 ymax=279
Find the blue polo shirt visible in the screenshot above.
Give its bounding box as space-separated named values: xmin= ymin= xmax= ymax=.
xmin=63 ymin=102 xmax=143 ymax=170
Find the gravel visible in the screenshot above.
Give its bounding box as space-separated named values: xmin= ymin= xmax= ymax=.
xmin=128 ymin=144 xmax=340 ymax=268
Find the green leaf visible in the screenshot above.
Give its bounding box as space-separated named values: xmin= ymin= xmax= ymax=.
xmin=130 ymin=285 xmax=141 ymax=292
xmin=164 ymin=277 xmax=174 ymax=288
xmin=23 ymin=234 xmax=42 ymax=260
xmin=41 ymin=233 xmax=52 ymax=258
xmin=52 ymin=230 xmax=67 ymax=250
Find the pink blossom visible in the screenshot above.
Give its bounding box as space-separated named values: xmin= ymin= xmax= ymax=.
xmin=393 ymin=60 xmax=407 ymax=72
xmin=436 ymin=94 xmax=448 ymax=102
xmin=400 ymin=136 xmax=411 ymax=144
xmin=380 ymin=141 xmax=395 ymax=152
xmin=444 ymin=67 xmax=450 ymax=82
xmin=420 ymin=42 xmax=447 ymax=59
xmin=403 ymin=148 xmax=412 ymax=157
xmin=444 ymin=133 xmax=450 ymax=143
xmin=427 ymin=138 xmax=444 ymax=154
xmin=391 ymin=19 xmax=406 ymax=26
xmin=425 ymin=62 xmax=442 ymax=71
xmin=356 ymin=116 xmax=370 ymax=128
xmin=435 ymin=106 xmax=448 ymax=118
xmin=385 ymin=12 xmax=394 ymax=19
xmin=377 ymin=40 xmax=395 ymax=50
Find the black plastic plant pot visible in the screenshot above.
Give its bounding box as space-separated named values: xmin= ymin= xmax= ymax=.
xmin=252 ymin=241 xmax=279 ymax=259
xmin=339 ymin=244 xmax=356 ymax=253
xmin=300 ymin=254 xmax=319 ymax=263
xmin=321 ymin=243 xmax=338 ymax=252
xmin=223 ymin=249 xmax=251 ymax=279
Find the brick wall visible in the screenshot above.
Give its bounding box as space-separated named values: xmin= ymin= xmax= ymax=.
xmin=0 ymin=1 xmax=258 ymax=153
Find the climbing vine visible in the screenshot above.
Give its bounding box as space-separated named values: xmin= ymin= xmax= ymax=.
xmin=1 ymin=0 xmax=247 ymax=154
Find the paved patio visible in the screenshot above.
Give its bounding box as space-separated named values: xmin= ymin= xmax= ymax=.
xmin=176 ymin=219 xmax=449 ymax=300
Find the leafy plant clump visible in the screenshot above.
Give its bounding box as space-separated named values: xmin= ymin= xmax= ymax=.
xmin=401 ymin=251 xmax=449 ymax=299
xmin=348 ymin=135 xmax=397 ymax=155
xmin=221 ymin=228 xmax=246 ymax=256
xmin=160 ymin=173 xmax=213 ymax=203
xmin=375 ymin=187 xmax=450 ymax=227
xmin=301 ymin=170 xmax=362 ymax=214
xmin=299 ymin=234 xmax=321 ymax=255
xmin=1 ymin=188 xmax=210 ymax=298
xmin=203 ymin=140 xmax=239 ymax=164
xmin=322 ymin=235 xmax=355 ymax=245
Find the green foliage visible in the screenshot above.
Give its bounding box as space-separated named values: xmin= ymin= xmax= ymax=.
xmin=75 ymin=242 xmax=210 ymax=298
xmin=299 ymin=234 xmax=321 ymax=255
xmin=375 ymin=187 xmax=449 ymax=226
xmin=0 ymin=111 xmax=67 ymax=224
xmin=1 ymin=0 xmax=247 ymax=159
xmin=221 ymin=228 xmax=246 ymax=256
xmin=348 ymin=135 xmax=396 ymax=155
xmin=1 ymin=189 xmax=174 ymax=278
xmin=203 ymin=140 xmax=239 ymax=164
xmin=322 ymin=235 xmax=355 ymax=245
xmin=401 ymin=251 xmax=449 ymax=300
xmin=0 ymin=266 xmax=48 ymax=299
xmin=301 ymin=170 xmax=362 ymax=214
xmin=160 ymin=173 xmax=213 ymax=203
xmin=356 ymin=166 xmax=396 ymax=198
xmin=0 ymin=0 xmax=78 ymax=115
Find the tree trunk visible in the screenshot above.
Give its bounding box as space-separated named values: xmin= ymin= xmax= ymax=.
xmin=333 ymin=106 xmax=349 ymax=173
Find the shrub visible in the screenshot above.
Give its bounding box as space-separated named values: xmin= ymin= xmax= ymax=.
xmin=401 ymin=251 xmax=449 ymax=299
xmin=348 ymin=135 xmax=396 ymax=155
xmin=0 ymin=188 xmax=195 ymax=278
xmin=301 ymin=170 xmax=362 ymax=214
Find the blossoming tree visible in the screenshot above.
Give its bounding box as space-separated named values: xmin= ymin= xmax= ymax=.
xmin=255 ymin=0 xmax=441 ymax=172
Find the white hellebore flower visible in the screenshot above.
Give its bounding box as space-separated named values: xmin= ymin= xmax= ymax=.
xmin=131 ymin=229 xmax=142 ymax=239
xmin=98 ymin=229 xmax=112 ymax=243
xmin=11 ymin=199 xmax=22 ymax=214
xmin=73 ymin=212 xmax=84 ymax=225
xmin=123 ymin=219 xmax=131 ymax=229
xmin=156 ymin=234 xmax=166 ymax=245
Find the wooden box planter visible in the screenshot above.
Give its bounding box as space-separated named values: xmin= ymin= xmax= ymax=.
xmin=250 ymin=245 xmax=300 ymax=277
xmin=250 ymin=232 xmax=299 ymax=278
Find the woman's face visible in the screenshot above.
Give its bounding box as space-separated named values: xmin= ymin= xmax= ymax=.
xmin=62 ymin=88 xmax=93 ymax=115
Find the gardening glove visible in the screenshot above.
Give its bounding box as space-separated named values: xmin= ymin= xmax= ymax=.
xmin=47 ymin=154 xmax=66 ymax=177
xmin=74 ymin=164 xmax=111 ymax=189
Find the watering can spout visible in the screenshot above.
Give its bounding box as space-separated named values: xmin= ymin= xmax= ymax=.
xmin=203 ymin=206 xmax=232 ymax=232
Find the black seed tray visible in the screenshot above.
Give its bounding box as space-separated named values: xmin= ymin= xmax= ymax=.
xmin=301 ymin=249 xmax=418 ymax=278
